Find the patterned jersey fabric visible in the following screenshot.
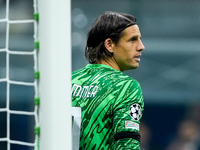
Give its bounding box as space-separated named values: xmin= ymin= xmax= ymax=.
xmin=71 ymin=64 xmax=144 ymax=150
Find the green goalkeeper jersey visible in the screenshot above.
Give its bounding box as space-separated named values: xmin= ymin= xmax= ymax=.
xmin=71 ymin=64 xmax=144 ymax=150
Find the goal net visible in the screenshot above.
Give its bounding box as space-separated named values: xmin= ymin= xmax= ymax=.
xmin=0 ymin=0 xmax=39 ymax=150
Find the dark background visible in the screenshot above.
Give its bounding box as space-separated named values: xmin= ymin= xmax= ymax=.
xmin=71 ymin=1 xmax=200 ymax=149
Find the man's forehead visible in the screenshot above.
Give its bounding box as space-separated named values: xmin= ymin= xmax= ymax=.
xmin=123 ymin=25 xmax=141 ymax=37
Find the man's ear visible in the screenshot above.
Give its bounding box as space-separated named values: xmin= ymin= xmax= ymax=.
xmin=104 ymin=38 xmax=115 ymax=53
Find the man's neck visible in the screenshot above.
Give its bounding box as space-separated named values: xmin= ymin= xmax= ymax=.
xmin=97 ymin=57 xmax=121 ymax=71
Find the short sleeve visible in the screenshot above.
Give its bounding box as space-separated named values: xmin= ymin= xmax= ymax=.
xmin=112 ymin=79 xmax=144 ymax=149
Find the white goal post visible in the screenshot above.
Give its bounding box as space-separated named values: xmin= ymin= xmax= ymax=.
xmin=38 ymin=0 xmax=72 ymax=150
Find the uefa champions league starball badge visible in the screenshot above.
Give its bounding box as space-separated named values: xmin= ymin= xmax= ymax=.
xmin=129 ymin=103 xmax=141 ymax=121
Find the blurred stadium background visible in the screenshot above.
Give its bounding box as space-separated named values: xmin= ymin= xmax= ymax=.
xmin=0 ymin=0 xmax=200 ymax=149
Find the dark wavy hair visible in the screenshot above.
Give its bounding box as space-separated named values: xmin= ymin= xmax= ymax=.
xmin=85 ymin=11 xmax=137 ymax=64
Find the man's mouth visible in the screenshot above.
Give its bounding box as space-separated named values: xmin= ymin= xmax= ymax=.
xmin=134 ymin=55 xmax=141 ymax=62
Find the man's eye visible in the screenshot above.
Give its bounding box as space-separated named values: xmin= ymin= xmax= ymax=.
xmin=131 ymin=38 xmax=137 ymax=41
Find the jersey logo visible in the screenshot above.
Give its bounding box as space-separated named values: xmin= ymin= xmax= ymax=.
xmin=129 ymin=103 xmax=141 ymax=121
xmin=125 ymin=121 xmax=139 ymax=130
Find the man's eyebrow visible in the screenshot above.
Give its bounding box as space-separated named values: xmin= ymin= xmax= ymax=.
xmin=128 ymin=35 xmax=139 ymax=41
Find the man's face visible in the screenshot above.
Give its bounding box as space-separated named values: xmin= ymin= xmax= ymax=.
xmin=112 ymin=25 xmax=145 ymax=71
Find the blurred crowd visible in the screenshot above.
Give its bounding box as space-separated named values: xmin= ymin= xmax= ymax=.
xmin=140 ymin=103 xmax=200 ymax=150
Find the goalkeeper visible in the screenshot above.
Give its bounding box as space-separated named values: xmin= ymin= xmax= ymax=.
xmin=71 ymin=11 xmax=145 ymax=150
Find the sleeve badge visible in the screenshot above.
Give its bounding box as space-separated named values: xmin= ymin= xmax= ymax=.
xmin=129 ymin=103 xmax=141 ymax=121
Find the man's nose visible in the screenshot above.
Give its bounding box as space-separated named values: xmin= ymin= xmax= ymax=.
xmin=137 ymin=39 xmax=145 ymax=51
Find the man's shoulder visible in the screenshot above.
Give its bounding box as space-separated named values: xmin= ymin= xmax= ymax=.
xmin=72 ymin=67 xmax=85 ymax=74
xmin=114 ymin=72 xmax=139 ymax=83
xmin=71 ymin=65 xmax=140 ymax=85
